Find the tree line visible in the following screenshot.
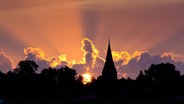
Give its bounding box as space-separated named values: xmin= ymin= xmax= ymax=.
xmin=0 ymin=60 xmax=184 ymax=102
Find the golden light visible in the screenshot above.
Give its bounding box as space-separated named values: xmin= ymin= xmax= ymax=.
xmin=50 ymin=61 xmax=59 ymax=67
xmin=112 ymin=51 xmax=131 ymax=65
xmin=59 ymin=55 xmax=67 ymax=62
xmin=161 ymin=52 xmax=175 ymax=60
xmin=24 ymin=47 xmax=45 ymax=59
xmin=82 ymin=73 xmax=92 ymax=85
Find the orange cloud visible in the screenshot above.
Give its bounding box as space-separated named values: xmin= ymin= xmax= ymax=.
xmin=112 ymin=50 xmax=146 ymax=66
xmin=24 ymin=47 xmax=73 ymax=68
xmin=161 ymin=52 xmax=175 ymax=60
xmin=21 ymin=38 xmax=147 ymax=78
xmin=80 ymin=38 xmax=104 ymax=70
xmin=72 ymin=38 xmax=104 ymax=78
xmin=81 ymin=38 xmax=100 ymax=63
xmin=24 ymin=47 xmax=45 ymax=59
xmin=112 ymin=51 xmax=131 ymax=65
xmin=50 ymin=60 xmax=59 ymax=68
xmin=132 ymin=51 xmax=145 ymax=60
xmin=19 ymin=39 xmax=184 ymax=79
xmin=22 ymin=38 xmax=104 ymax=75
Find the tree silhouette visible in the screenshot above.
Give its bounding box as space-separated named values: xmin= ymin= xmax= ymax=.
xmin=57 ymin=66 xmax=77 ymax=85
xmin=41 ymin=67 xmax=57 ymax=81
xmin=143 ymin=63 xmax=180 ymax=81
xmin=1 ymin=59 xmax=184 ymax=103
xmin=14 ymin=60 xmax=38 ymax=75
xmin=136 ymin=63 xmax=182 ymax=97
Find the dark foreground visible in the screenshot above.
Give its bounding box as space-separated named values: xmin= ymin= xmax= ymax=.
xmin=1 ymin=62 xmax=184 ymax=103
xmin=3 ymin=97 xmax=184 ymax=104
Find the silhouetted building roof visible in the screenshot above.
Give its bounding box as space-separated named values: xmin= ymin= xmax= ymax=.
xmin=102 ymin=40 xmax=117 ymax=81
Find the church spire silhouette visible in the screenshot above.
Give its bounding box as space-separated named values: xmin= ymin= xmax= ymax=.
xmin=102 ymin=39 xmax=117 ymax=81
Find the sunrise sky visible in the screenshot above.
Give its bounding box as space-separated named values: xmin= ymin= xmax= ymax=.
xmin=0 ymin=0 xmax=184 ymax=78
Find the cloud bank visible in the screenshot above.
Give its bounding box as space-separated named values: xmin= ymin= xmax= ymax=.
xmin=115 ymin=51 xmax=184 ymax=79
xmin=0 ymin=38 xmax=184 ymax=79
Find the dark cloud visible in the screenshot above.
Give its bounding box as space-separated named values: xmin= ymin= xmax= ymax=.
xmin=92 ymin=57 xmax=104 ymax=77
xmin=73 ymin=39 xmax=184 ymax=79
xmin=24 ymin=47 xmax=50 ymax=73
xmin=72 ymin=64 xmax=86 ymax=75
xmin=117 ymin=52 xmax=184 ymax=79
xmin=0 ymin=52 xmax=13 ymax=73
xmin=82 ymin=38 xmax=94 ymax=66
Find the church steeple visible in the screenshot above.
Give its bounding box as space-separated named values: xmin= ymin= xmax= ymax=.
xmin=102 ymin=39 xmax=117 ymax=81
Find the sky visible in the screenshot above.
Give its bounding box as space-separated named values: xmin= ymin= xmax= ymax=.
xmin=0 ymin=0 xmax=184 ymax=79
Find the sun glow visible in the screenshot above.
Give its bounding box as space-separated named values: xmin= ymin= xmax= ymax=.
xmin=82 ymin=73 xmax=92 ymax=85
